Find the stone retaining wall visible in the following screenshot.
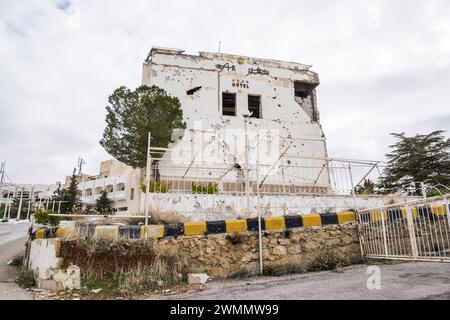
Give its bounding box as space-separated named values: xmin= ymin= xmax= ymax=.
xmin=56 ymin=222 xmax=361 ymax=279
xmin=149 ymin=223 xmax=361 ymax=277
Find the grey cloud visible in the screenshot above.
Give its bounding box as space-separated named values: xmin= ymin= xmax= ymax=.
xmin=0 ymin=0 xmax=449 ymax=183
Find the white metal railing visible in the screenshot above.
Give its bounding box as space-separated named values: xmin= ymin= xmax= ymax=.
xmin=139 ymin=152 xmax=386 ymax=219
xmin=358 ymin=194 xmax=450 ymax=262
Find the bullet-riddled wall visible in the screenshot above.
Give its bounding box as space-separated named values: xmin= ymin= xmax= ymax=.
xmin=142 ymin=47 xmax=330 ymax=189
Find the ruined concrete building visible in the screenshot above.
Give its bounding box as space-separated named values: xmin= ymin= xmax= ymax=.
xmin=64 ymin=48 xmax=334 ymax=216
xmin=142 ymin=47 xmax=330 ymax=194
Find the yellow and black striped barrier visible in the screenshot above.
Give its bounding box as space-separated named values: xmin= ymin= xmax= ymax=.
xmin=32 ymin=205 xmax=450 ymax=240
xmin=33 ymin=210 xmax=360 ymax=240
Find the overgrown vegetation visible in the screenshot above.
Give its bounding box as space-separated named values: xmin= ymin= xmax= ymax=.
xmin=263 ymin=264 xmax=308 ymax=276
xmin=60 ymin=239 xmax=180 ymax=280
xmin=262 ymin=250 xmax=349 ymax=276
xmin=34 ymin=208 xmax=61 ymax=227
xmin=191 ymin=182 xmax=219 ymax=194
xmin=309 ymin=250 xmax=347 ymax=272
xmin=64 ymin=239 xmax=182 ymax=297
xmin=115 ymin=262 xmax=180 ymax=295
xmin=141 ymin=181 xmax=171 ymax=193
xmin=425 ymin=186 xmax=449 ymax=197
xmin=16 ymin=270 xmax=35 ymax=288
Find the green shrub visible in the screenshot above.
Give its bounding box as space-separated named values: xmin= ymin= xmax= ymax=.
xmin=192 ymin=182 xmax=219 ymax=194
xmin=16 ymin=270 xmax=35 ymax=288
xmin=141 ymin=181 xmax=171 ymax=193
xmin=264 ymin=264 xmax=307 ymax=276
xmin=226 ymin=232 xmax=245 ymax=245
xmin=34 ymin=208 xmax=61 ymax=227
xmin=9 ymin=255 xmax=24 ymax=267
xmin=309 ymin=250 xmax=346 ymax=271
xmin=426 ymin=186 xmax=447 ymax=198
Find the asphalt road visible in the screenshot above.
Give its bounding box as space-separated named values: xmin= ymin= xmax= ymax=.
xmin=0 ymin=222 xmax=34 ymax=300
xmin=155 ymin=262 xmax=450 ymax=300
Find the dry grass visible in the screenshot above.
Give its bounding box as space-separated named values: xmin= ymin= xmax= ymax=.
xmin=148 ymin=211 xmax=187 ymax=225
xmin=115 ymin=261 xmax=180 ymax=295
xmin=309 ymin=250 xmax=348 ymax=271
xmin=61 ymin=239 xmax=180 ymax=281
xmin=73 ymin=240 xmax=182 ymax=297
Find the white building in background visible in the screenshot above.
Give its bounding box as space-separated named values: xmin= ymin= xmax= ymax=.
xmin=71 ymin=160 xmax=141 ymax=215
xmin=1 ymin=160 xmax=142 ymax=218
xmin=142 ymin=47 xmax=331 ymax=193
xmin=1 ymin=183 xmax=59 ymax=220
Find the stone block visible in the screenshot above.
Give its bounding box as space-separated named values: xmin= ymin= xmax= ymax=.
xmin=272 ymin=246 xmax=287 ymax=256
xmin=38 ymin=279 xmax=63 ymax=291
xmin=187 ymin=273 xmax=210 ymax=284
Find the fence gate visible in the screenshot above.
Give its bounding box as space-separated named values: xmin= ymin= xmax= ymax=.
xmin=358 ymin=194 xmax=450 ymax=262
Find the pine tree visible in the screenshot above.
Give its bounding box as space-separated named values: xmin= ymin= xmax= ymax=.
xmin=96 ymin=190 xmax=112 ymax=214
xmin=99 ymin=85 xmax=186 ymax=182
xmin=355 ymin=179 xmax=377 ymax=195
xmin=52 ymin=171 xmax=81 ymax=214
xmin=379 ymin=130 xmax=450 ymax=194
xmin=64 ymin=171 xmax=81 ymax=214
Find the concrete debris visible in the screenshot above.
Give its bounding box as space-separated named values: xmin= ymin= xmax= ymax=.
xmin=38 ymin=279 xmax=63 ymax=291
xmin=187 ymin=273 xmax=210 ymax=284
xmin=90 ymin=288 xmax=102 ymax=294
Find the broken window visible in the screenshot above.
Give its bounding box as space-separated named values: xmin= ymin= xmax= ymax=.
xmin=294 ymin=82 xmax=312 ymax=99
xmin=294 ymin=81 xmax=319 ymax=122
xmin=248 ymin=95 xmax=261 ymax=118
xmin=186 ymin=86 xmax=202 ymax=95
xmin=222 ymin=92 xmax=236 ymax=116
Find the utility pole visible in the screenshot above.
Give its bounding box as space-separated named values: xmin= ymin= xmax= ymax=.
xmin=77 ymin=157 xmax=85 ymax=177
xmin=0 ymin=161 xmax=5 ymax=184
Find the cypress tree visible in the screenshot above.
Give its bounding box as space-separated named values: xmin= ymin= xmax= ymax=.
xmin=96 ymin=190 xmax=112 ymax=214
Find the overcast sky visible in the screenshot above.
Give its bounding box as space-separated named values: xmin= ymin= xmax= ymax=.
xmin=1 ymin=0 xmax=449 ymax=184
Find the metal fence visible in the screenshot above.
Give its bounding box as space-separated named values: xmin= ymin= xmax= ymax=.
xmin=358 ymin=194 xmax=450 ymax=262
xmin=0 ymin=189 xmax=67 ymax=221
xmin=141 ymin=152 xmax=385 ymax=219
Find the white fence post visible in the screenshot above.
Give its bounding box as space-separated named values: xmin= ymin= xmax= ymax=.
xmin=405 ymin=204 xmax=419 ymax=259
xmin=16 ymin=187 xmax=24 ymax=220
xmin=348 ymin=162 xmax=365 ymax=257
xmin=256 ymin=132 xmax=264 ymax=275
xmin=444 ymin=197 xmax=450 ymax=239
xmin=144 ymin=132 xmax=152 ymax=232
xmin=3 ymin=193 xmax=9 ymax=220
xmin=380 ymin=210 xmax=389 ymax=257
